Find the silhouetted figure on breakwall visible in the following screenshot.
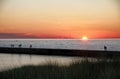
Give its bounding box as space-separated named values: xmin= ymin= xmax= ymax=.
xmin=104 ymin=45 xmax=107 ymax=51
xmin=19 ymin=44 xmax=22 ymax=48
xmin=30 ymin=44 xmax=32 ymax=48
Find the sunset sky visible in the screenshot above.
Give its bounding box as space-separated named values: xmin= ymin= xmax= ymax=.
xmin=0 ymin=0 xmax=120 ymax=39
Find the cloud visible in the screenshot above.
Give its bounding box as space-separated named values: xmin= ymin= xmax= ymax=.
xmin=0 ymin=33 xmax=73 ymax=39
xmin=0 ymin=33 xmax=39 ymax=39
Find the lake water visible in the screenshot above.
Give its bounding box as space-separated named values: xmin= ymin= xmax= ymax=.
xmin=0 ymin=39 xmax=120 ymax=71
xmin=0 ymin=39 xmax=120 ymax=51
xmin=0 ymin=53 xmax=83 ymax=71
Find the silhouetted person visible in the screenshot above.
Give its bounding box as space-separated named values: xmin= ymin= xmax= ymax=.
xmin=19 ymin=44 xmax=22 ymax=48
xmin=104 ymin=45 xmax=107 ymax=51
xmin=30 ymin=44 xmax=32 ymax=48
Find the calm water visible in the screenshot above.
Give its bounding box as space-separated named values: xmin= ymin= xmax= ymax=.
xmin=0 ymin=39 xmax=120 ymax=51
xmin=0 ymin=53 xmax=83 ymax=71
xmin=0 ymin=39 xmax=120 ymax=71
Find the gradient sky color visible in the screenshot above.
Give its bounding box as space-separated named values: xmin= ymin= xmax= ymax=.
xmin=0 ymin=0 xmax=120 ymax=39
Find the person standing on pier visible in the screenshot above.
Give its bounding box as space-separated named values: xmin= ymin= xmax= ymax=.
xmin=19 ymin=44 xmax=22 ymax=48
xmin=104 ymin=45 xmax=107 ymax=51
xmin=30 ymin=44 xmax=32 ymax=48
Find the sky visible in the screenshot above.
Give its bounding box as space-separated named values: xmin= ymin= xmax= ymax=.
xmin=0 ymin=0 xmax=120 ymax=39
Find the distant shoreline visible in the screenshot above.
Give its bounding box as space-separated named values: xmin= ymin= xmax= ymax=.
xmin=0 ymin=47 xmax=120 ymax=58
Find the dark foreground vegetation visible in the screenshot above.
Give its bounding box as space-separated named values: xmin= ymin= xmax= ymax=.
xmin=0 ymin=58 xmax=120 ymax=79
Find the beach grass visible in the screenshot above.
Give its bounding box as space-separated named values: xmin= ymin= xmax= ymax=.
xmin=0 ymin=58 xmax=120 ymax=79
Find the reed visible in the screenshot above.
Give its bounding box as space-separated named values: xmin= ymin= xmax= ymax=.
xmin=0 ymin=58 xmax=120 ymax=79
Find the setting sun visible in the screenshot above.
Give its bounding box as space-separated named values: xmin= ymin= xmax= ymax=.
xmin=0 ymin=0 xmax=120 ymax=39
xmin=82 ymin=36 xmax=88 ymax=40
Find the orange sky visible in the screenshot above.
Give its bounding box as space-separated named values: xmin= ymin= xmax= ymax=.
xmin=0 ymin=0 xmax=120 ymax=39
